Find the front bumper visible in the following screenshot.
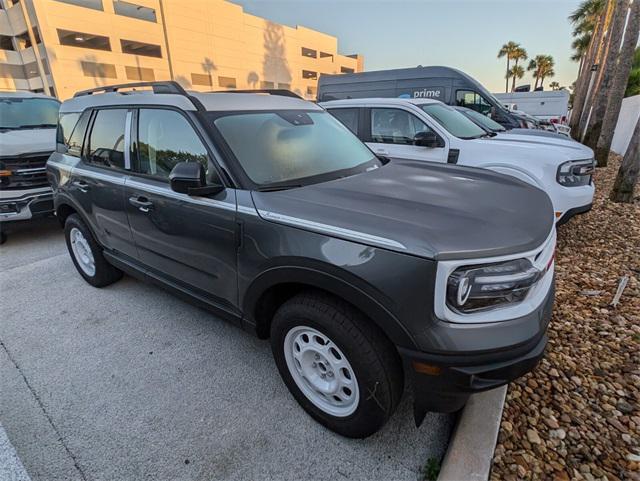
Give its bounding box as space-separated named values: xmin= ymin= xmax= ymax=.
xmin=554 ymin=182 xmax=594 ymax=224
xmin=400 ymin=280 xmax=554 ymax=423
xmin=0 ymin=187 xmax=53 ymax=222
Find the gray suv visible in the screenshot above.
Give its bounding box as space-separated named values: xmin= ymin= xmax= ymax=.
xmin=47 ymin=82 xmax=556 ymax=438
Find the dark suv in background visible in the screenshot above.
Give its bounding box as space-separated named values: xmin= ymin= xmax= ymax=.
xmin=47 ymin=82 xmax=556 ymax=438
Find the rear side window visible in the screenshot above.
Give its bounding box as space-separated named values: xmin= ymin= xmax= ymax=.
xmin=57 ymin=112 xmax=80 ymax=148
xmin=64 ymin=111 xmax=91 ymax=157
xmin=136 ymin=109 xmax=209 ymax=179
xmin=455 ymin=90 xmax=492 ymax=116
xmin=87 ymin=109 xmax=128 ymax=169
xmin=328 ymin=108 xmax=359 ymax=135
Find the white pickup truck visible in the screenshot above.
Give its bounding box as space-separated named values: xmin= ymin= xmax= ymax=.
xmin=321 ymin=98 xmax=595 ymax=225
xmin=0 ymin=91 xmax=60 ymax=243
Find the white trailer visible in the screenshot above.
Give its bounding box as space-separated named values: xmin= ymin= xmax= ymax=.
xmin=493 ymin=90 xmax=569 ymax=123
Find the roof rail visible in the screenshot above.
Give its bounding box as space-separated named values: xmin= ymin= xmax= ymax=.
xmin=212 ymin=89 xmax=303 ymax=100
xmin=73 ymin=81 xmax=205 ymax=111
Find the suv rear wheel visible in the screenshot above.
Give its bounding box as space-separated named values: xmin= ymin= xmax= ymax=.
xmin=270 ymin=291 xmax=403 ymax=438
xmin=64 ymin=214 xmax=122 ymax=287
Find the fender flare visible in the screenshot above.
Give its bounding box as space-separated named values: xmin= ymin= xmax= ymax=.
xmin=242 ymin=262 xmax=417 ymax=348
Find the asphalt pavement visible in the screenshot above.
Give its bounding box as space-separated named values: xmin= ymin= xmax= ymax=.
xmin=0 ymin=217 xmax=452 ymax=481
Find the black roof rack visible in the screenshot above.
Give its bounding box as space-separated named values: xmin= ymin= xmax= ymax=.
xmin=73 ymin=81 xmax=205 ymax=111
xmin=211 ymin=89 xmax=303 ymax=99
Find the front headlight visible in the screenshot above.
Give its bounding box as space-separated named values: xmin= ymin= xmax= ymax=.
xmin=446 ymin=258 xmax=543 ymax=313
xmin=557 ymin=159 xmax=594 ymax=187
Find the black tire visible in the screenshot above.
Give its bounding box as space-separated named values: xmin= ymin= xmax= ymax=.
xmin=270 ymin=291 xmax=404 ymax=438
xmin=64 ymin=214 xmax=122 ymax=287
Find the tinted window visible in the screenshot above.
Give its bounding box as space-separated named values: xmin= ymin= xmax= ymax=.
xmin=57 ymin=112 xmax=81 ymax=146
xmin=87 ymin=109 xmax=127 ymax=168
xmin=328 ymin=108 xmax=358 ymax=135
xmin=420 ymin=103 xmax=487 ymax=139
xmin=137 ymin=109 xmax=209 ymax=179
xmin=67 ymin=111 xmax=91 ymax=156
xmin=371 ymin=108 xmax=432 ymax=145
xmin=455 ymin=90 xmax=492 ymax=116
xmin=212 ymin=111 xmax=377 ymax=186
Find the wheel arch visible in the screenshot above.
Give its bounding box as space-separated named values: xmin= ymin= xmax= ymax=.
xmin=242 ymin=264 xmax=416 ymax=348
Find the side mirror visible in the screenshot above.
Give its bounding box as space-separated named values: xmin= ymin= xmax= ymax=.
xmin=414 ymin=131 xmax=441 ymax=148
xmin=169 ymin=162 xmax=223 ymax=196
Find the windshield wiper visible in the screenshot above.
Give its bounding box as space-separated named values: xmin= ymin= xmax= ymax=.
xmin=256 ymin=183 xmax=303 ymax=192
xmin=15 ymin=124 xmax=57 ymax=129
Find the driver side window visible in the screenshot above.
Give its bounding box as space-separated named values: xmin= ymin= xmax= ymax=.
xmin=136 ymin=109 xmax=210 ymax=180
xmin=455 ymin=90 xmax=492 ymax=116
xmin=370 ymin=108 xmax=432 ymax=145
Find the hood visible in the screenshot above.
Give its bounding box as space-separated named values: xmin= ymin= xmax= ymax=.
xmin=493 ymin=132 xmax=593 ymax=158
xmin=470 ymin=135 xmax=587 ymax=164
xmin=251 ymin=159 xmax=553 ymax=261
xmin=0 ymin=128 xmax=57 ymax=157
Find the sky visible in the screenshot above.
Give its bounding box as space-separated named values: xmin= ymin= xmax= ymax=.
xmin=233 ymin=0 xmax=584 ymax=93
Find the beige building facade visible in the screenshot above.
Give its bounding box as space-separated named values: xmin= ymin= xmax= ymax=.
xmin=0 ymin=0 xmax=363 ymax=100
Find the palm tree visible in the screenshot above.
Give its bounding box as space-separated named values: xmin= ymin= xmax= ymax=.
xmin=498 ymin=41 xmax=521 ymax=93
xmin=610 ymin=116 xmax=639 ymax=203
xmin=508 ymin=65 xmax=525 ymax=91
xmin=528 ymin=55 xmax=554 ymax=90
xmin=549 ymin=81 xmax=561 ymax=90
xmin=597 ymin=0 xmax=640 ymax=165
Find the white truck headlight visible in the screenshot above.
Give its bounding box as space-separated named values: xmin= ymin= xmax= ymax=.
xmin=446 ymin=258 xmax=543 ymax=313
xmin=557 ymin=159 xmax=594 ymax=187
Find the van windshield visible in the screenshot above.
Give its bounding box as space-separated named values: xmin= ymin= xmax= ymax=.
xmin=0 ymin=97 xmax=60 ymax=130
xmin=420 ymin=103 xmax=488 ymax=140
xmin=212 ymin=110 xmax=380 ymax=188
xmin=462 ymin=108 xmax=507 ymax=132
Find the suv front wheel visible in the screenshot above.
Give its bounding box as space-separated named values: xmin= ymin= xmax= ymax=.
xmin=64 ymin=214 xmax=122 ymax=287
xmin=270 ymin=292 xmax=403 ymax=438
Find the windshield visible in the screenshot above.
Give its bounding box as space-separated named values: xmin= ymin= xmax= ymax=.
xmin=0 ymin=97 xmax=60 ymax=130
xmin=420 ymin=103 xmax=487 ymax=139
xmin=212 ymin=110 xmax=379 ymax=187
xmin=463 ymin=108 xmax=506 ymax=132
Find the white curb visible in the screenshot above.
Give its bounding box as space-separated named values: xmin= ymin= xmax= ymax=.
xmin=438 ymin=385 xmax=507 ymax=481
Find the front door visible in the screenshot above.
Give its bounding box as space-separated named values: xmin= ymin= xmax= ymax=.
xmin=367 ymin=107 xmax=447 ymax=163
xmin=124 ymin=107 xmax=238 ymax=310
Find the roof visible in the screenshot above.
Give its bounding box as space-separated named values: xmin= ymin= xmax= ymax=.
xmin=320 ymin=98 xmax=443 ymax=107
xmin=319 ymin=66 xmax=471 ymax=84
xmin=60 ymin=90 xmax=320 ymax=114
xmin=0 ymin=90 xmax=59 ymax=101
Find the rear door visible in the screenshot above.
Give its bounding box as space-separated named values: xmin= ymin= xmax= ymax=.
xmin=365 ymin=107 xmax=447 ymax=163
xmin=124 ymin=107 xmax=238 ymax=310
xmin=70 ymin=107 xmax=137 ymax=258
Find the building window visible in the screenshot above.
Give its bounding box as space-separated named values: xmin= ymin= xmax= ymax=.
xmin=54 ymin=0 xmax=104 ymax=10
xmin=120 ymin=39 xmax=161 ymax=58
xmin=0 ymin=35 xmax=15 ymax=51
xmin=126 ymin=65 xmax=155 ymax=81
xmin=23 ymin=62 xmax=40 ymax=78
xmin=113 ymin=1 xmax=157 ymax=22
xmin=301 ymin=47 xmax=317 ymax=59
xmin=218 ymin=76 xmax=236 ymax=88
xmin=260 ymin=81 xmax=274 ymax=89
xmin=278 ymin=83 xmax=291 ymax=90
xmin=191 ymin=73 xmax=212 ymax=87
xmin=307 ymin=86 xmax=317 ymax=96
xmin=302 ymin=70 xmax=317 ymax=80
xmin=81 ymin=61 xmax=117 ymax=78
xmin=57 ymin=29 xmax=111 ymax=51
xmin=320 ymin=52 xmax=333 ymax=61
xmin=340 ymin=66 xmax=354 ymax=74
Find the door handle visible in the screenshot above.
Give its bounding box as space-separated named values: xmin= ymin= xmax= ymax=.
xmin=72 ymin=180 xmax=90 ymax=193
xmin=129 ymin=196 xmax=154 ymax=213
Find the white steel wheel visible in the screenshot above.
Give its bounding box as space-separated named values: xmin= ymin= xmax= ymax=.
xmin=69 ymin=227 xmax=96 ymax=277
xmin=283 ymin=325 xmax=360 ymax=417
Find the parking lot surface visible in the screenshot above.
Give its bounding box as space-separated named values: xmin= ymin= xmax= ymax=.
xmin=0 ymin=218 xmax=452 ymax=481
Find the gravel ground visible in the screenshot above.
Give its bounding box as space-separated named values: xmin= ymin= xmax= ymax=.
xmin=491 ymin=154 xmax=640 ymax=481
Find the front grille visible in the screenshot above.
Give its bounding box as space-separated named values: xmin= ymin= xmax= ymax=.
xmin=0 ymin=153 xmax=51 ymax=190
